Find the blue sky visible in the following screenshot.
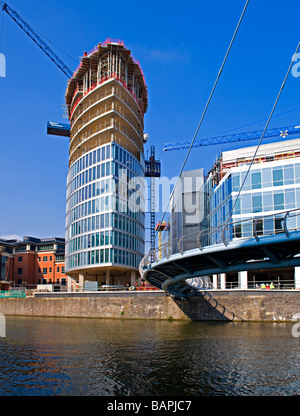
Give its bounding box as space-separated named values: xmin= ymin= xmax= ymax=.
xmin=0 ymin=0 xmax=300 ymax=239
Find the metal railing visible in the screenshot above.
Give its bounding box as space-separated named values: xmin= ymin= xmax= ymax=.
xmin=140 ymin=208 xmax=300 ymax=276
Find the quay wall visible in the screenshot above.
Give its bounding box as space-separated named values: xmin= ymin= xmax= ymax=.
xmin=0 ymin=290 xmax=299 ymax=321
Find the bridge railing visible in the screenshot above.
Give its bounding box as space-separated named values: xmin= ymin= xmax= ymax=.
xmin=140 ymin=208 xmax=300 ymax=274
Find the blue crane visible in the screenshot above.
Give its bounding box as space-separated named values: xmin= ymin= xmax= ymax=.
xmin=163 ymin=124 xmax=300 ymax=151
xmin=1 ymin=2 xmax=73 ymax=78
xmin=1 ymin=2 xmax=73 ymax=136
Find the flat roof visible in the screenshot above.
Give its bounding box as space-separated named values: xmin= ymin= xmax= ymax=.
xmin=222 ymin=137 xmax=300 ymax=163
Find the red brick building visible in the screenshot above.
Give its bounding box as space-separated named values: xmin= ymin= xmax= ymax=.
xmin=0 ymin=236 xmax=69 ymax=290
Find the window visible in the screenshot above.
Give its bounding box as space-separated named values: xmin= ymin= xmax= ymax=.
xmin=274 ymin=192 xmax=284 ymax=210
xmin=49 ymin=267 xmax=52 ymax=273
xmin=295 ymin=164 xmax=300 ymax=183
xmin=285 ymin=189 xmax=295 ymax=210
xmin=234 ymin=223 xmax=242 ymax=238
xmin=242 ymin=194 xmax=251 ymax=214
xmin=37 ymin=245 xmax=54 ymax=251
xmin=57 ymin=267 xmax=60 ymax=272
xmin=43 ymin=256 xmax=47 ymax=262
xmin=254 ymin=218 xmax=264 ymax=236
xmin=273 ymin=168 xmax=283 ymax=187
xmin=284 ymin=165 xmax=294 ymax=185
xmin=18 ymin=256 xmax=22 ymax=262
xmin=17 ymin=268 xmax=22 ymax=275
xmin=262 ymin=168 xmax=272 ymax=188
xmin=275 ymin=217 xmax=284 ymax=234
xmin=252 ymin=195 xmax=262 ymax=213
xmin=263 ymin=192 xmax=273 ymax=211
xmin=49 ymin=256 xmax=52 ymax=261
xmin=42 ymin=268 xmax=47 ymax=274
xmin=62 ymin=267 xmax=65 ymax=273
xmin=251 ymin=172 xmax=261 ymax=189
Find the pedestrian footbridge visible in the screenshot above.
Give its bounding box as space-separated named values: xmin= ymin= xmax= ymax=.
xmin=139 ymin=208 xmax=300 ymax=299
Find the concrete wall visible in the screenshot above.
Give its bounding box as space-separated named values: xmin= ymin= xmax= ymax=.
xmin=0 ymin=290 xmax=300 ymax=322
xmin=175 ymin=290 xmax=300 ymax=322
xmin=0 ymin=292 xmax=187 ymax=321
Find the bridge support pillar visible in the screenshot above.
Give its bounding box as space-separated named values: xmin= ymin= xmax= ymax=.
xmin=79 ymin=273 xmax=84 ymax=291
xmin=238 ymin=271 xmax=248 ymax=290
xmin=213 ymin=274 xmax=218 ymax=289
xmin=294 ymin=267 xmax=300 ymax=289
xmin=106 ymin=270 xmax=111 ymax=285
xmin=131 ymin=271 xmax=136 ymax=286
xmin=220 ymin=273 xmax=226 ymax=289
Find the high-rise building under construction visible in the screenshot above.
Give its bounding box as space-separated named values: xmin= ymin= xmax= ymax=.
xmin=64 ymin=39 xmax=148 ymax=288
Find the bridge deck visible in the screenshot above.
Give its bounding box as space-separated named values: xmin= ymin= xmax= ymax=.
xmin=140 ymin=209 xmax=300 ymax=299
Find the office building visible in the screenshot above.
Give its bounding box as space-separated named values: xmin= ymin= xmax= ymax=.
xmin=64 ymin=39 xmax=148 ymax=288
xmin=203 ymin=137 xmax=300 ymax=288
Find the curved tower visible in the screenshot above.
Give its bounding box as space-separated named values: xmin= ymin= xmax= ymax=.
xmin=64 ymin=39 xmax=148 ymax=288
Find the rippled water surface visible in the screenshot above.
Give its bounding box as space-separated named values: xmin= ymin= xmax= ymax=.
xmin=0 ymin=316 xmax=299 ymax=396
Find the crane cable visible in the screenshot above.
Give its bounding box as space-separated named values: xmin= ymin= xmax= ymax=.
xmin=147 ymin=0 xmax=250 ymax=256
xmin=0 ymin=4 xmax=4 ymax=52
xmin=224 ymin=41 xmax=300 ymax=232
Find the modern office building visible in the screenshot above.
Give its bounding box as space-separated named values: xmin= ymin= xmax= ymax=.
xmin=203 ymin=137 xmax=300 ymax=289
xmin=64 ymin=39 xmax=148 ymax=288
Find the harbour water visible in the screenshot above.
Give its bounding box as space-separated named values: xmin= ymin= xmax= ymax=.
xmin=0 ymin=316 xmax=299 ymax=396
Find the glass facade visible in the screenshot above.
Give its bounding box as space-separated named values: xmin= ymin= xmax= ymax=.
xmin=205 ymin=157 xmax=300 ymax=242
xmin=65 ymin=142 xmax=145 ymax=271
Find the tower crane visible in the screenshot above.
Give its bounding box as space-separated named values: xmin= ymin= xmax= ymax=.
xmin=1 ymin=2 xmax=72 ymax=136
xmin=163 ymin=124 xmax=300 ymax=152
xmin=1 ymin=2 xmax=73 ymax=78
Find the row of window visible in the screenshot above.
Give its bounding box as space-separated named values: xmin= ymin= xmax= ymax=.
xmin=66 ymin=248 xmax=143 ymax=269
xmin=39 ymin=278 xmax=67 ymax=285
xmin=66 ymin=212 xmax=145 ymax=241
xmin=66 ymin=174 xmax=144 ymax=213
xmin=17 ymin=255 xmax=65 ymax=262
xmin=17 ymin=266 xmax=65 ymax=275
xmin=233 ymin=188 xmax=300 ymax=215
xmin=66 ymin=195 xmax=145 ymax=227
xmin=67 ymin=143 xmax=144 ymax=194
xmin=226 ymin=215 xmax=298 ymax=240
xmin=232 ymin=163 xmax=300 ymax=193
xmin=66 ymin=229 xmax=144 ymax=256
xmin=67 ymin=160 xmax=144 ymax=200
xmin=15 ymin=244 xmax=64 ymax=253
xmin=209 ymin=187 xmax=300 ymax=230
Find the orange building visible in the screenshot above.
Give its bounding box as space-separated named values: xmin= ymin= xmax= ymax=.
xmin=0 ymin=236 xmax=69 ymax=290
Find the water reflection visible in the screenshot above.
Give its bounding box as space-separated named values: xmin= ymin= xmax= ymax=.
xmin=0 ymin=317 xmax=299 ymax=396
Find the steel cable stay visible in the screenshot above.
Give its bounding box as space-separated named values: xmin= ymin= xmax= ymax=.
xmin=145 ymin=0 xmax=250 ymax=260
